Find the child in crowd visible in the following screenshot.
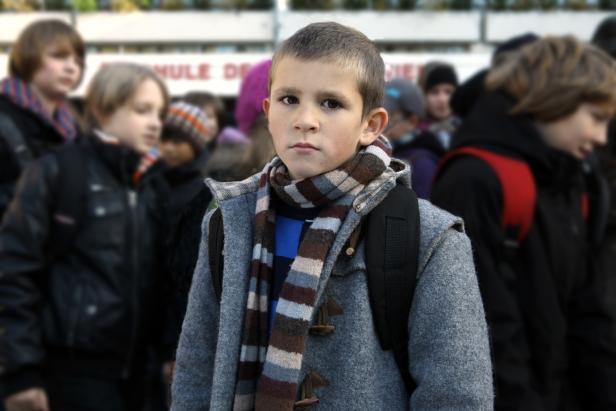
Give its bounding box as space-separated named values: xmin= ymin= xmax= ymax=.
xmin=171 ymin=22 xmax=492 ymax=410
xmin=432 ymin=36 xmax=616 ymax=410
xmin=159 ymin=101 xmax=212 ymax=370
xmin=0 ymin=63 xmax=171 ymax=411
xmin=383 ymin=77 xmax=444 ymax=199
xmin=0 ymin=19 xmax=84 ymax=218
xmin=418 ymin=61 xmax=460 ymax=149
xmin=383 ymin=77 xmax=425 ymax=146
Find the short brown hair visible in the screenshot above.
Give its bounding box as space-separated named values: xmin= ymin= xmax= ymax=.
xmin=84 ymin=63 xmax=170 ymax=132
xmin=270 ymin=22 xmax=384 ymax=120
xmin=486 ymin=35 xmax=616 ymax=122
xmin=9 ymin=19 xmax=85 ymax=85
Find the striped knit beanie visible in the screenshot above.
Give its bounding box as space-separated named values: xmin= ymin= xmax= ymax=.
xmin=163 ymin=101 xmax=210 ymax=153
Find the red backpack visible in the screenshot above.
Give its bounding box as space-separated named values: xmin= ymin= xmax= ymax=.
xmin=436 ymin=147 xmax=589 ymax=245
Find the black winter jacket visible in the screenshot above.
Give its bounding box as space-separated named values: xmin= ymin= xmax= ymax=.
xmin=432 ymin=92 xmax=616 ymax=411
xmin=162 ymin=154 xmax=212 ymax=356
xmin=0 ymin=95 xmax=69 ymax=219
xmin=0 ymin=135 xmax=168 ymax=399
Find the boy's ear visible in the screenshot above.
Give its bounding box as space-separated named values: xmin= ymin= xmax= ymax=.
xmin=262 ymin=97 xmax=270 ymax=119
xmin=359 ymin=107 xmax=389 ymax=146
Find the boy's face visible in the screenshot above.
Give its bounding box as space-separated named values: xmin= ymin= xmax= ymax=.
xmin=31 ymin=43 xmax=81 ymax=101
xmin=425 ymin=83 xmax=455 ymax=121
xmin=98 ymin=79 xmax=164 ymax=155
xmin=264 ymin=56 xmax=386 ymax=181
xmin=537 ymin=103 xmax=611 ymax=160
xmin=160 ymin=139 xmax=197 ymax=168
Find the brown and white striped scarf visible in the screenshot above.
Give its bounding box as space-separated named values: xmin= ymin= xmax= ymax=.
xmin=233 ymin=136 xmax=393 ymax=411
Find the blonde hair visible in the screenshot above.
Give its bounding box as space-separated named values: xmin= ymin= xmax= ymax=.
xmin=84 ymin=63 xmax=170 ymax=132
xmin=486 ymin=36 xmax=616 ymax=122
xmin=9 ymin=19 xmax=85 ymax=85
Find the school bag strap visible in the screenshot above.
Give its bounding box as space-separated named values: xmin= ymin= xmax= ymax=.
xmin=0 ymin=112 xmax=33 ymax=170
xmin=364 ymin=183 xmax=420 ymax=394
xmin=438 ymin=146 xmax=537 ymax=244
xmin=207 ymin=183 xmax=421 ymax=395
xmin=46 ymin=141 xmax=88 ymax=260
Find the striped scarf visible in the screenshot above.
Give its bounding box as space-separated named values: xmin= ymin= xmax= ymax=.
xmin=233 ymin=135 xmax=392 ymax=411
xmin=0 ymin=78 xmax=77 ymax=141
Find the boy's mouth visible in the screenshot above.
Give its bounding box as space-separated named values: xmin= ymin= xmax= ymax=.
xmin=292 ymin=142 xmax=317 ymax=150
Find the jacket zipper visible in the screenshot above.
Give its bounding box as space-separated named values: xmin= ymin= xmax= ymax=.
xmin=123 ymin=189 xmax=140 ymax=378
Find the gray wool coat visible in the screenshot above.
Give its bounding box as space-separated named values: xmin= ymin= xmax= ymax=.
xmin=171 ymin=160 xmax=494 ymax=411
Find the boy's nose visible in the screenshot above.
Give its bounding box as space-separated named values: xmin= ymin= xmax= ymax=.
xmin=150 ymin=116 xmax=162 ymax=132
xmin=294 ymin=105 xmax=319 ymax=133
xmin=594 ymin=124 xmax=609 ymax=146
xmin=64 ymin=57 xmax=79 ymax=73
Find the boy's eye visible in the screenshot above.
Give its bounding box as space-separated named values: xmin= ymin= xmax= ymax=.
xmin=322 ymin=99 xmax=342 ymax=110
xmin=49 ymin=50 xmax=70 ymax=59
xmin=280 ymin=95 xmax=298 ymax=105
xmin=135 ymin=105 xmax=152 ymax=115
xmin=592 ymin=112 xmax=610 ymax=123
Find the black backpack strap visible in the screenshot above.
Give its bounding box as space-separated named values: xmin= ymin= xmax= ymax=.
xmin=208 ymin=207 xmax=224 ymax=301
xmin=0 ymin=113 xmax=33 ymax=170
xmin=364 ymin=183 xmax=420 ymax=394
xmin=47 ymin=142 xmax=88 ymax=260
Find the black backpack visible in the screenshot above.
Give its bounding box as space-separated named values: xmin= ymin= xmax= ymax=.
xmin=0 ymin=115 xmax=87 ymax=259
xmin=207 ymin=184 xmax=421 ymax=394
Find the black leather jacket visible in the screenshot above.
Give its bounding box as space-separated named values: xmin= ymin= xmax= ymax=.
xmin=0 ymin=136 xmax=168 ymax=398
xmin=0 ymin=95 xmax=67 ymax=219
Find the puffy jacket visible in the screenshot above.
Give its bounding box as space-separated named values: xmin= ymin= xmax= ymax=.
xmin=432 ymin=92 xmax=616 ymax=411
xmin=0 ymin=135 xmax=168 ymax=399
xmin=0 ymin=95 xmax=69 ymax=219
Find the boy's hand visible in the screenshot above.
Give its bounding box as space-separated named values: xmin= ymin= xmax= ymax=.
xmin=162 ymin=361 xmax=175 ymax=385
xmin=4 ymin=388 xmax=50 ymax=411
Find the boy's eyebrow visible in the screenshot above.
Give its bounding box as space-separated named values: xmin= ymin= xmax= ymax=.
xmin=272 ymin=87 xmax=301 ymax=96
xmin=272 ymin=87 xmax=353 ymax=104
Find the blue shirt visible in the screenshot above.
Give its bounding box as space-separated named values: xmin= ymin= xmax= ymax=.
xmin=269 ymin=197 xmax=321 ymax=337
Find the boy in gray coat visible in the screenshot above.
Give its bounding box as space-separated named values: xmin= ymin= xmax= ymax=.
xmin=171 ymin=22 xmax=493 ymax=411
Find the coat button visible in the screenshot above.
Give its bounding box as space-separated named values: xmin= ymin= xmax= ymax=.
xmin=86 ymin=305 xmax=98 ymax=316
xmin=95 ymin=207 xmax=106 ymax=216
